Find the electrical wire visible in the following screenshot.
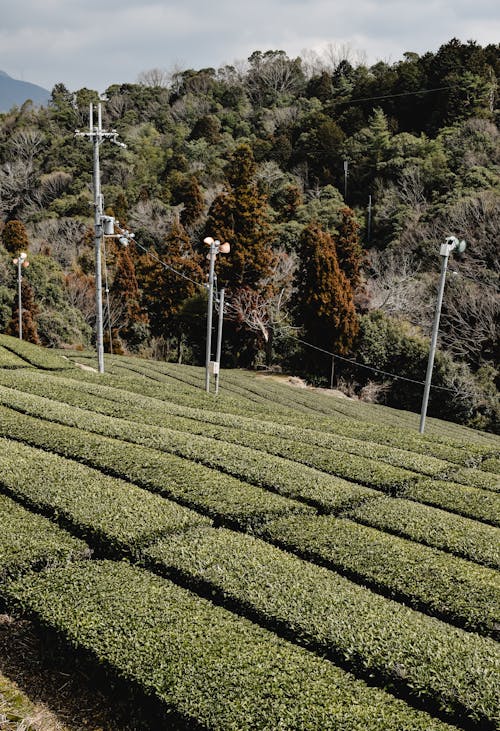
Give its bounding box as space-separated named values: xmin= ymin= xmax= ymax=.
xmin=279 ymin=333 xmax=455 ymax=392
xmin=332 ymin=84 xmax=462 ymax=107
xmin=132 ymin=238 xmax=207 ymax=291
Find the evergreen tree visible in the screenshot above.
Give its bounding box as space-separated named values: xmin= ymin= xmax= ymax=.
xmin=2 ymin=220 xmax=29 ymax=255
xmin=137 ymin=220 xmax=203 ymax=344
xmin=6 ymin=278 xmax=39 ymax=343
xmin=111 ymin=244 xmax=149 ymax=351
xmin=335 ymin=207 xmax=364 ymax=290
xmin=293 ymin=222 xmax=358 ymax=362
xmin=205 ymin=144 xmax=275 ymax=291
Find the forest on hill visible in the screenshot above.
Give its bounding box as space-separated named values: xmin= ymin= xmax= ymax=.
xmin=0 ymin=38 xmax=498 ymax=431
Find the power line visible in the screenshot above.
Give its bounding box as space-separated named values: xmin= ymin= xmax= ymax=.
xmin=132 ymin=239 xmax=207 ymax=291
xmin=280 ymin=334 xmax=455 ymax=392
xmin=332 ymin=84 xmax=461 ymax=107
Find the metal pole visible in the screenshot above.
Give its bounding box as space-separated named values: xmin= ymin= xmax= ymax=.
xmin=92 ymin=103 xmax=105 ymax=374
xmin=330 ymin=354 xmax=335 ymax=390
xmin=215 ymin=287 xmax=225 ymax=395
xmin=367 ymin=194 xmax=372 ymax=244
xmin=17 ymin=259 xmax=22 ymax=340
xmin=419 ymin=251 xmax=449 ymax=434
xmin=205 ymin=242 xmax=216 ymax=393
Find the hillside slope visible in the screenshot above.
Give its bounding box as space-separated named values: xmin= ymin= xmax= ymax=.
xmin=0 ymin=336 xmax=498 ymax=730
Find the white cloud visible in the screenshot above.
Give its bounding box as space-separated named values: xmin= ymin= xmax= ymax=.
xmin=0 ymin=0 xmax=497 ymax=91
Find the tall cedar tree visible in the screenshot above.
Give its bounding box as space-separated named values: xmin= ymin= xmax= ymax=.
xmin=294 ymin=221 xmax=358 ymax=357
xmin=111 ymin=244 xmax=149 ymax=350
xmin=6 ymin=278 xmax=39 ymax=343
xmin=205 ymin=144 xmax=275 ymax=291
xmin=335 ymin=207 xmax=364 ymax=290
xmin=2 ymin=220 xmax=29 ymax=255
xmin=179 ymin=176 xmax=204 ymax=229
xmin=137 ymin=220 xmax=203 ymax=341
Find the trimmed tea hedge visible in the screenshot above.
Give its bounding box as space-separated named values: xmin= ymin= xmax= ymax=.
xmin=0 ymin=437 xmax=209 ymax=556
xmin=344 ymin=496 xmax=500 ymax=568
xmin=2 ymin=369 xmax=497 ymax=493
xmin=144 ymin=526 xmax=500 ymax=727
xmin=0 ymin=345 xmax=28 ymax=369
xmin=403 ymin=479 xmax=500 ymax=527
xmin=257 ymin=514 xmax=500 ymax=637
xmin=0 ymin=406 xmax=313 ymax=530
xmin=5 ymin=560 xmax=457 ymax=731
xmin=0 ymin=492 xmax=90 ymax=582
xmin=0 ymin=335 xmax=74 ymax=370
xmin=1 ymin=381 xmax=498 ymax=527
xmin=0 ymin=386 xmax=377 ymax=514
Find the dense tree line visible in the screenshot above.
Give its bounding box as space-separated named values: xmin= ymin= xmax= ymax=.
xmin=0 ymin=39 xmax=498 ymax=430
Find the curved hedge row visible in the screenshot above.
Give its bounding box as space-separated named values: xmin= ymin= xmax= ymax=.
xmin=0 ymin=406 xmax=314 ymax=529
xmin=4 ymin=560 xmax=458 ymax=731
xmin=0 ymin=437 xmax=208 ymax=556
xmin=0 ymin=346 xmax=28 ymax=369
xmin=257 ymin=514 xmax=500 ymax=638
xmin=0 ymin=387 xmax=377 ymax=514
xmin=0 ymin=493 xmax=90 ymax=582
xmin=0 ymin=335 xmax=74 ymax=370
xmin=343 ymin=496 xmax=500 ymax=568
xmin=144 ymin=526 xmax=500 ymax=728
xmin=2 ymin=369 xmax=498 ymax=493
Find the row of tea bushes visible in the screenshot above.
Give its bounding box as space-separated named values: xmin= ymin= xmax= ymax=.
xmin=3 ymin=368 xmax=498 ymax=493
xmin=0 ymin=335 xmax=74 ymax=371
xmin=65 ymin=359 xmax=500 ymax=467
xmin=0 ymin=383 xmax=497 ymax=564
xmin=4 ymin=560 xmax=458 ymax=731
xmin=0 ymin=346 xmax=28 ymax=369
xmin=0 ymin=405 xmax=314 ymax=530
xmin=0 ymin=492 xmax=90 ymax=582
xmin=257 ymin=514 xmax=500 ymax=638
xmin=0 ymin=437 xmax=208 ymax=557
xmin=143 ymin=526 xmax=500 ymax=728
xmin=0 ymin=400 xmax=496 ymax=638
xmin=1 ymin=380 xmax=497 ymax=528
xmin=343 ymin=496 xmax=500 ymax=568
xmin=223 ymin=369 xmax=499 ymax=457
xmin=0 ymin=386 xmax=378 ymax=514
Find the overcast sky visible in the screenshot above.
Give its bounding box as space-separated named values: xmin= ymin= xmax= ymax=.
xmin=1 ymin=0 xmax=499 ymax=93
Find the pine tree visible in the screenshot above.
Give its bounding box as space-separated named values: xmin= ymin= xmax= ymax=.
xmin=294 ymin=221 xmax=358 ymax=359
xmin=335 ymin=207 xmax=364 ymax=290
xmin=2 ymin=220 xmax=29 ymax=255
xmin=6 ymin=278 xmax=39 ymax=343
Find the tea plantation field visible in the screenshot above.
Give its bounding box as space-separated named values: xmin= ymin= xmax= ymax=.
xmin=0 ymin=333 xmax=498 ymax=730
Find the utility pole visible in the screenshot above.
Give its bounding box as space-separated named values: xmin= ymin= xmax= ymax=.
xmin=367 ymin=194 xmax=372 ymax=245
xmin=214 ymin=288 xmax=225 ymax=395
xmin=203 ymin=237 xmax=230 ymax=393
xmin=76 ymin=103 xmax=126 ymax=374
xmin=419 ymin=236 xmax=466 ymax=434
xmin=12 ymin=252 xmax=28 ymax=340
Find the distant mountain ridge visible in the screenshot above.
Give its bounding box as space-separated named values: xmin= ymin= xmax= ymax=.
xmin=0 ymin=70 xmax=50 ymax=112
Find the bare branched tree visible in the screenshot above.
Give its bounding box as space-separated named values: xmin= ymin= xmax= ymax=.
xmin=226 ymin=248 xmax=297 ymax=365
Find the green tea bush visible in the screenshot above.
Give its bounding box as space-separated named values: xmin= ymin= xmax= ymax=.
xmin=258 ymin=514 xmax=500 ymax=637
xmin=0 ymin=437 xmax=208 ymax=556
xmin=0 ymin=345 xmax=28 ymax=368
xmin=344 ymin=496 xmax=500 ymax=568
xmin=0 ymin=334 xmax=74 ymax=370
xmin=145 ymin=526 xmax=500 ymax=727
xmin=0 ymin=406 xmax=313 ymax=530
xmin=5 ymin=560 xmax=457 ymax=731
xmin=0 ymin=493 xmax=90 ymax=582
